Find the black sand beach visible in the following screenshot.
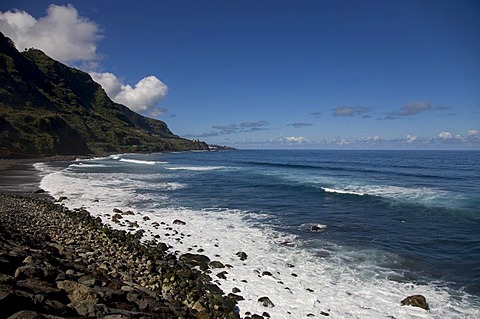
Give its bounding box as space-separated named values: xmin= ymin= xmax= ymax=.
xmin=0 ymin=161 xmax=44 ymax=195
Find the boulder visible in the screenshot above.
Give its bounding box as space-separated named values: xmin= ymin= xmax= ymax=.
xmin=216 ymin=271 xmax=228 ymax=280
xmin=73 ymin=300 xmax=109 ymax=317
xmin=56 ymin=280 xmax=99 ymax=304
xmin=0 ymin=274 xmax=15 ymax=285
xmin=7 ymin=310 xmax=64 ymax=319
xmin=257 ymin=296 xmax=274 ymax=308
xmin=401 ymin=294 xmax=429 ymax=310
xmin=14 ymin=265 xmax=42 ymax=280
xmin=236 ymin=252 xmax=248 ymax=261
xmin=112 ymin=214 xmax=123 ymax=223
xmin=209 ymin=261 xmax=225 ymax=269
xmin=16 ymin=278 xmax=68 ymax=301
xmin=310 ymin=224 xmax=327 ymax=232
xmin=179 ymin=253 xmax=211 ymax=270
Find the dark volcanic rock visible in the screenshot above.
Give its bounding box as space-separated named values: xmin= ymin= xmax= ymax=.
xmin=258 ymin=296 xmax=274 ymax=308
xmin=401 ymin=294 xmax=429 ymax=310
xmin=209 ymin=261 xmax=225 ymax=269
xmin=173 ymin=219 xmax=186 ymax=225
xmin=0 ymin=194 xmax=241 ymax=319
xmin=236 ymin=251 xmax=248 ymax=261
xmin=179 ymin=253 xmax=211 ymax=271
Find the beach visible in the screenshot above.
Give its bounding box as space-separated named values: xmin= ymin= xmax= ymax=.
xmin=0 ymin=161 xmax=243 ymax=319
xmin=0 ymin=161 xmax=46 ymax=196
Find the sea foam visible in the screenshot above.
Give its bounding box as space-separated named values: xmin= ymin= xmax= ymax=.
xmin=37 ymin=165 xmax=479 ymax=319
xmin=119 ymin=158 xmax=165 ymax=165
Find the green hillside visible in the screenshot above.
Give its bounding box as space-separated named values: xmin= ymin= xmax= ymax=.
xmin=0 ymin=32 xmax=208 ymax=158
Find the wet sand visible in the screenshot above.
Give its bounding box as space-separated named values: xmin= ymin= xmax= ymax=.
xmin=0 ymin=161 xmax=45 ymax=196
xmin=0 ymin=155 xmax=88 ymax=197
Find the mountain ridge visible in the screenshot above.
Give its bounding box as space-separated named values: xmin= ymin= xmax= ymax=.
xmin=0 ymin=32 xmax=209 ymax=158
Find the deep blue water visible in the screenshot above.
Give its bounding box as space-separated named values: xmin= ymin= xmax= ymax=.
xmin=156 ymin=150 xmax=480 ymax=295
xmin=43 ymin=149 xmax=480 ymax=298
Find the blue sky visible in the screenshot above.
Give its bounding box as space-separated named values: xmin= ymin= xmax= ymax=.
xmin=1 ymin=1 xmax=479 ymax=149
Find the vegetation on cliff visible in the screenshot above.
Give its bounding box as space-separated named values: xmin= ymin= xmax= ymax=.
xmin=0 ymin=32 xmax=208 ymax=158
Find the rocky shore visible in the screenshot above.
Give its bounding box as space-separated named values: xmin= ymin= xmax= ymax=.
xmin=0 ymin=161 xmax=432 ymax=318
xmin=0 ymin=193 xmax=248 ymax=318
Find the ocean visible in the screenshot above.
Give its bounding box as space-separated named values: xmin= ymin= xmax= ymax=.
xmin=35 ymin=150 xmax=480 ymax=318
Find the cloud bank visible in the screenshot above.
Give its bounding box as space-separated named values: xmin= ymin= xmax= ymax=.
xmin=0 ymin=4 xmax=167 ymax=113
xmin=230 ymin=128 xmax=479 ymax=149
xmin=280 ymin=136 xmax=308 ymax=143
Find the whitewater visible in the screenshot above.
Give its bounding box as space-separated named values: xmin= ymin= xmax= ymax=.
xmin=36 ymin=150 xmax=480 ymax=318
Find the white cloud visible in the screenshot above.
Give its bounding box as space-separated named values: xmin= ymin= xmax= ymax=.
xmin=438 ymin=131 xmax=452 ymax=139
xmin=0 ymin=4 xmax=102 ymax=63
xmin=1 ymin=4 xmax=168 ymax=113
xmin=90 ymin=72 xmax=167 ymax=112
xmin=467 ymin=129 xmax=479 ymax=136
xmin=361 ymin=136 xmax=381 ymax=142
xmin=89 ymin=72 xmax=122 ymax=97
xmin=406 ymin=135 xmax=417 ymax=143
xmin=278 ymin=136 xmax=308 ymax=144
xmin=337 ymin=139 xmax=351 ymax=146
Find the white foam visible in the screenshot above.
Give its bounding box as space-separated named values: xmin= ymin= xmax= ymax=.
xmin=33 ymin=162 xmax=57 ymax=175
xmin=37 ymin=166 xmax=480 ymax=318
xmin=272 ymin=172 xmax=452 ymax=207
xmin=68 ymin=163 xmax=107 ymax=168
xmin=119 ymin=158 xmax=165 ymax=165
xmin=323 ymin=187 xmax=365 ymax=196
xmin=166 ymin=166 xmax=225 ymax=171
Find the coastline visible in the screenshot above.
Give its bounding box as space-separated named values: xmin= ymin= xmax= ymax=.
xmin=0 ymin=161 xmax=47 ymax=197
xmin=3 ymin=153 xmax=477 ymax=318
xmin=0 ymin=155 xmax=88 ymax=197
xmin=0 ymin=160 xmax=246 ymax=319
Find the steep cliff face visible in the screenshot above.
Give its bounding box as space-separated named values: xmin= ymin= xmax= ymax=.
xmin=0 ymin=32 xmax=208 ymax=158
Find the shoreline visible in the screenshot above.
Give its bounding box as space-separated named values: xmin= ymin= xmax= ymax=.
xmin=0 ymin=193 xmax=243 ymax=318
xmin=3 ymin=155 xmax=477 ymax=318
xmin=0 ymin=155 xmax=87 ymax=197
xmin=0 ymin=160 xmax=248 ymax=318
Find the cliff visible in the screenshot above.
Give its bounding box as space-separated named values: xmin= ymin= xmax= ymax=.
xmin=0 ymin=32 xmax=208 ymax=158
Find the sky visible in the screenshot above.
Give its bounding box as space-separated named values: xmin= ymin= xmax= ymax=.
xmin=1 ymin=0 xmax=479 ymax=149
